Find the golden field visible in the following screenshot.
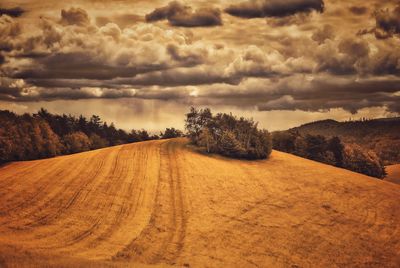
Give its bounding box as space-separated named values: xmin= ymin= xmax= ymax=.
xmin=0 ymin=138 xmax=399 ymax=267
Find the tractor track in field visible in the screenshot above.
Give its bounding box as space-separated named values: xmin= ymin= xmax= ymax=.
xmin=0 ymin=150 xmax=104 ymax=227
xmin=113 ymin=140 xmax=187 ymax=265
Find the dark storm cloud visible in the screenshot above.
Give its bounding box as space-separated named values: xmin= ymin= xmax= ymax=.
xmin=96 ymin=14 xmax=143 ymax=28
xmin=0 ymin=76 xmax=188 ymax=102
xmin=0 ymin=87 xmax=134 ymax=102
xmin=24 ymin=69 xmax=240 ymax=89
xmin=0 ymin=76 xmax=135 ymax=101
xmin=12 ymin=52 xmax=168 ymax=80
xmin=225 ymin=0 xmax=324 ymax=19
xmin=349 ymin=6 xmax=368 ymax=15
xmin=0 ymin=7 xmax=24 ymax=18
xmin=338 ymin=38 xmax=370 ymax=58
xmin=316 ymin=34 xmax=400 ymax=76
xmin=166 ymin=44 xmax=206 ymax=66
xmin=313 ymin=37 xmax=393 ymax=76
xmin=2 ymin=73 xmax=400 ymax=115
xmin=145 ymin=1 xmax=222 ymax=27
xmin=361 ymin=4 xmax=400 ymax=39
xmin=267 ymin=13 xmax=311 ymax=27
xmin=256 ymin=77 xmax=400 ymax=114
xmin=312 ymin=24 xmax=335 ymax=44
xmin=116 ymin=67 xmax=241 ymax=87
xmin=373 ymin=4 xmax=400 ymax=39
xmin=60 ymin=7 xmax=90 ymax=26
xmin=369 ymin=50 xmax=400 ymax=76
xmin=23 ymin=78 xmax=109 ymax=89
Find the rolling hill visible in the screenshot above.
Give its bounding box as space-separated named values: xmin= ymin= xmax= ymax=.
xmin=289 ymin=117 xmax=400 ymax=165
xmin=385 ymin=164 xmax=400 ymax=185
xmin=0 ymin=138 xmax=400 ymax=267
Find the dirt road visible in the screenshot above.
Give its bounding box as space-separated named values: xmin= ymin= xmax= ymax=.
xmin=0 ymin=138 xmax=399 ymax=267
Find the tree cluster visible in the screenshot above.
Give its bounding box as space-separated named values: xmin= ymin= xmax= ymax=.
xmin=0 ymin=109 xmax=166 ymax=163
xmin=272 ymin=131 xmax=386 ymax=178
xmin=292 ymin=118 xmax=400 ymax=165
xmin=185 ymin=107 xmax=272 ymax=159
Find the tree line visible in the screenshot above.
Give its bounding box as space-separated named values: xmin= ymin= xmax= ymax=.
xmin=0 ymin=109 xmax=182 ymax=163
xmin=0 ymin=107 xmax=389 ymax=179
xmin=185 ymin=107 xmax=272 ymax=159
xmin=291 ymin=118 xmax=400 ymax=165
xmin=272 ymin=130 xmax=386 ymax=178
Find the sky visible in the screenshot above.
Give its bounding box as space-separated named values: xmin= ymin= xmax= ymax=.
xmin=0 ymin=0 xmax=399 ymax=132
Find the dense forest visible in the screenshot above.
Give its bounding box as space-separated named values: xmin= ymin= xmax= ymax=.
xmin=291 ymin=118 xmax=400 ymax=165
xmin=185 ymin=107 xmax=272 ymax=159
xmin=272 ymin=130 xmax=386 ymax=178
xmin=0 ymin=109 xmax=182 ymax=163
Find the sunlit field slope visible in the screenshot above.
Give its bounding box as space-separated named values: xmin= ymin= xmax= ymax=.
xmin=385 ymin=164 xmax=400 ymax=185
xmin=0 ymin=138 xmax=399 ymax=267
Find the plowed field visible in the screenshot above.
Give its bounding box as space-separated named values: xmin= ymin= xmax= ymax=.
xmin=0 ymin=138 xmax=399 ymax=267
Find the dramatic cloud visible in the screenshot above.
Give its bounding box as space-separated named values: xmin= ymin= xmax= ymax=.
xmin=225 ymin=0 xmax=324 ymax=19
xmin=1 ymin=0 xmax=400 ymax=125
xmin=0 ymin=15 xmax=22 ymax=54
xmin=257 ymin=76 xmax=400 ymax=114
xmin=146 ymin=1 xmax=222 ymax=27
xmin=267 ymin=13 xmax=311 ymax=27
xmin=96 ymin=14 xmax=143 ymax=28
xmin=0 ymin=7 xmax=24 ymax=18
xmin=374 ymin=4 xmax=400 ymax=39
xmin=312 ymin=24 xmax=335 ymax=44
xmin=349 ymin=6 xmax=368 ymax=15
xmin=2 ymin=9 xmax=214 ymax=82
xmin=60 ymin=7 xmax=90 ymax=26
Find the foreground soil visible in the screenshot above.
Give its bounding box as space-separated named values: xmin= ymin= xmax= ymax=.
xmin=0 ymin=138 xmax=399 ymax=267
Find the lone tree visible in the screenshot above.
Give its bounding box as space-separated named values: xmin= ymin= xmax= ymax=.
xmin=185 ymin=107 xmax=272 ymax=159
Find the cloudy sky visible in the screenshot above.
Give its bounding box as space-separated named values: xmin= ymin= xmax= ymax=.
xmin=0 ymin=0 xmax=399 ymax=131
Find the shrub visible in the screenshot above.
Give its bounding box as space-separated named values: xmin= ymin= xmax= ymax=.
xmin=185 ymin=107 xmax=272 ymax=159
xmin=248 ymin=129 xmax=272 ymax=159
xmin=343 ymin=144 xmax=386 ymax=178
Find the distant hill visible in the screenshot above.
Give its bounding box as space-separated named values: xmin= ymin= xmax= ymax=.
xmin=290 ymin=117 xmax=400 ymax=165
